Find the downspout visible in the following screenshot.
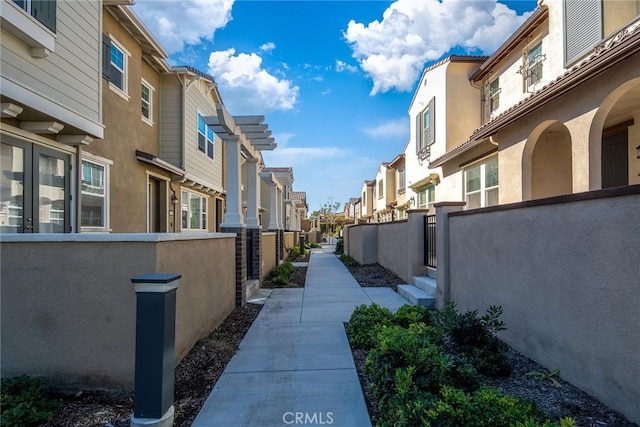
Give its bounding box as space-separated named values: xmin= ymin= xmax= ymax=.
xmin=470 ymin=77 xmax=485 ymax=126
xmin=75 ymin=145 xmax=82 ymax=233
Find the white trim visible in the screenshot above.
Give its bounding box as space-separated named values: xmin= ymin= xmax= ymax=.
xmin=0 ymin=76 xmax=104 ymax=138
xmin=107 ymin=35 xmax=130 ymax=99
xmin=80 ymin=157 xmax=110 ymax=232
xmin=1 ymin=123 xmax=76 ymax=154
xmin=145 ymin=172 xmax=170 ymax=233
xmin=180 ymin=188 xmax=209 ymax=232
xmin=0 ymin=0 xmax=56 ymax=56
xmin=141 ymin=78 xmax=154 ymax=126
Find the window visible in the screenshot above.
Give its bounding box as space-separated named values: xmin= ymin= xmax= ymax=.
xmin=465 ymin=156 xmax=499 ymax=209
xmin=378 ymin=180 xmax=383 ymax=199
xmin=197 ymin=113 xmax=215 ymax=159
xmin=102 ymin=36 xmax=129 ymax=97
xmin=362 ymin=191 xmax=366 ymax=205
xmin=417 ymin=185 xmax=435 ymax=210
xmin=488 ymin=78 xmax=500 ymax=113
xmin=416 ymin=97 xmax=435 ymax=155
xmin=81 ymin=159 xmax=108 ymax=229
xmin=12 ymin=0 xmax=56 ymax=32
xmin=181 ymin=190 xmax=208 ymax=231
xmin=398 ymin=168 xmax=406 ymax=194
xmin=141 ymin=80 xmax=154 ymax=124
xmin=526 ymin=42 xmax=544 ymax=89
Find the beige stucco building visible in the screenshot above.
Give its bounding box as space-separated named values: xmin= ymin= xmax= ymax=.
xmin=431 ymin=0 xmax=640 ymax=203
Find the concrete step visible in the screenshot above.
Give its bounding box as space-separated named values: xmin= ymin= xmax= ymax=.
xmin=246 ymin=279 xmax=260 ymax=301
xmin=397 ymin=284 xmax=435 ymax=308
xmin=413 ymin=276 xmax=436 ymax=296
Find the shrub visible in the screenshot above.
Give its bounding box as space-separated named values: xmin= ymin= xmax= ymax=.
xmin=339 ymin=254 xmax=358 ymax=267
xmin=346 ymin=303 xmax=394 ymax=349
xmin=447 ymin=305 xmax=511 ymax=376
xmin=309 ymin=243 xmax=322 ymax=248
xmin=365 ymin=324 xmax=481 ymax=407
xmin=394 ymin=305 xmax=433 ymax=328
xmin=423 ymin=386 xmax=549 ymax=427
xmin=270 ymin=261 xmax=295 ymax=285
xmin=289 ymin=245 xmax=301 ymax=258
xmin=1 ymin=376 xmax=61 ymax=426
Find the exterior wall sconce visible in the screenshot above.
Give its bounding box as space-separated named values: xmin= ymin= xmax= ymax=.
xmin=171 ymin=194 xmax=179 ymax=204
xmin=636 ymin=145 xmax=640 ymax=159
xmin=408 ymin=196 xmax=415 ymax=206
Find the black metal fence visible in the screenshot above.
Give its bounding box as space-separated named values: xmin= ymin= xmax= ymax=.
xmin=424 ymin=215 xmax=437 ymax=268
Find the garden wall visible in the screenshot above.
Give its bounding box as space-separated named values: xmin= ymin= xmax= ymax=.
xmin=0 ymin=233 xmax=236 ymax=391
xmin=439 ymin=186 xmax=640 ymax=423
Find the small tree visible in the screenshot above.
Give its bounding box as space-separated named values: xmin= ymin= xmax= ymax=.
xmin=318 ymin=198 xmax=341 ymax=237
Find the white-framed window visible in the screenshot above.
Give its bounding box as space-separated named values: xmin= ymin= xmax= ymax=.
xmin=417 ymin=185 xmax=435 ymax=210
xmin=141 ymin=79 xmax=154 ymax=125
xmin=488 ymin=78 xmax=500 ymax=113
xmin=398 ymin=168 xmax=406 ymax=193
xmin=465 ymin=156 xmax=499 ymax=209
xmin=526 ymin=42 xmax=544 ymax=89
xmin=197 ymin=113 xmax=215 ymax=159
xmin=81 ymin=158 xmax=110 ymax=230
xmin=107 ymin=36 xmax=129 ymax=97
xmin=378 ymin=180 xmax=383 ymax=199
xmin=181 ymin=190 xmax=208 ymax=231
xmin=3 ymin=0 xmax=56 ymax=56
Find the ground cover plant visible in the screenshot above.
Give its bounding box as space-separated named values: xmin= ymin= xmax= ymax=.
xmin=347 ymin=303 xmax=578 ymax=427
xmin=1 ymin=376 xmax=62 ymax=426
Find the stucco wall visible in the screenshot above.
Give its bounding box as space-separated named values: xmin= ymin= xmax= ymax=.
xmin=376 ymin=221 xmax=409 ymax=281
xmin=346 ymin=224 xmax=378 ymax=265
xmin=262 ymin=232 xmax=277 ymax=280
xmin=445 ymin=188 xmax=640 ymax=423
xmin=0 ymin=233 xmax=236 ymax=390
xmin=283 ymin=231 xmax=295 ymax=251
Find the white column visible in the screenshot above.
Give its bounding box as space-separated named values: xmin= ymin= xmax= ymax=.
xmin=268 ymin=184 xmax=278 ymax=230
xmin=221 ymin=136 xmax=244 ymax=228
xmin=276 ymin=187 xmax=283 ymax=229
xmin=245 ymin=158 xmax=260 ymax=228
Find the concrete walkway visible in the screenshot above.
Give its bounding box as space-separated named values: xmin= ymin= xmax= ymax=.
xmin=192 ymin=245 xmax=408 ymax=427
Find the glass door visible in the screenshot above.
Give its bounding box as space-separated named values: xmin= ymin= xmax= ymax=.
xmin=0 ymin=139 xmax=70 ymax=233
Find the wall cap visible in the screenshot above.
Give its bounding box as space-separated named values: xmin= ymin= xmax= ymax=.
xmin=434 ymin=201 xmax=467 ymax=208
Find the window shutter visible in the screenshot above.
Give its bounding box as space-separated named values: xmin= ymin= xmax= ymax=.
xmin=415 ymin=113 xmax=422 ymax=154
xmin=564 ymin=0 xmax=602 ymax=65
xmin=31 ymin=0 xmax=56 ymax=32
xmin=102 ymin=34 xmax=112 ymax=81
xmin=427 ymin=96 xmax=435 ymax=146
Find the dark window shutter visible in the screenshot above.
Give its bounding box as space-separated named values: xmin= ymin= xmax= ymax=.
xmin=415 ymin=113 xmax=422 ymax=153
xmin=564 ymin=0 xmax=602 ymax=65
xmin=102 ymin=34 xmax=112 ymax=81
xmin=31 ymin=0 xmax=56 ymax=32
xmin=427 ymin=96 xmax=435 ymax=146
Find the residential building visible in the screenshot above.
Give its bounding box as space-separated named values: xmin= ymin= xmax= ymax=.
xmin=405 ymin=55 xmax=488 ymax=213
xmin=431 ymin=0 xmax=640 ymax=202
xmin=1 ymin=0 xmax=104 ymax=233
xmin=359 ymin=179 xmax=375 ymax=222
xmin=290 ymin=191 xmax=308 ymax=221
xmin=80 ymin=3 xmax=173 ymax=233
xmin=389 ymin=153 xmax=408 ymax=219
xmin=353 ymin=198 xmax=361 ymax=223
xmin=374 ymin=162 xmax=396 ymax=222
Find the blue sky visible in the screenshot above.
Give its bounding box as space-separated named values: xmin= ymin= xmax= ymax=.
xmin=132 ymin=0 xmax=538 ymax=213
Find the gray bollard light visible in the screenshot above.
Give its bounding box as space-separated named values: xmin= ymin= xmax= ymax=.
xmin=130 ymin=273 xmax=181 ymax=427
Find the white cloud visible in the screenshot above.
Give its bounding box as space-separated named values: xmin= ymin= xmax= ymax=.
xmin=208 ymin=49 xmax=299 ymax=114
xmin=344 ymin=0 xmax=532 ymax=95
xmin=336 ymin=60 xmax=358 ymax=73
xmin=363 ymin=117 xmax=408 ymax=139
xmin=133 ymin=0 xmax=234 ymax=54
xmin=260 ymin=42 xmax=276 ymax=53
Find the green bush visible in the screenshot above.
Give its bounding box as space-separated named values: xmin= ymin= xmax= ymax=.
xmin=447 ymin=305 xmax=511 ymax=377
xmin=366 ymin=324 xmax=481 ymax=406
xmin=394 ymin=305 xmax=433 ymax=328
xmin=1 ymin=376 xmax=61 ymax=426
xmin=346 ymin=303 xmax=394 ymax=349
xmin=339 ymin=254 xmax=358 ymax=267
xmin=309 ymin=242 xmax=322 ymax=248
xmin=270 ymin=261 xmax=295 ymax=285
xmin=424 ymin=386 xmax=548 ymax=427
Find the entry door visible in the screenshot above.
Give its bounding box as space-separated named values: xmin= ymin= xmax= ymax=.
xmin=1 ymin=140 xmax=71 ymax=233
xmin=601 ymin=131 xmax=628 ymax=189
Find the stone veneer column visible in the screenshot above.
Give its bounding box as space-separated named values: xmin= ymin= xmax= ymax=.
xmin=220 ymin=135 xmax=246 ymax=306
